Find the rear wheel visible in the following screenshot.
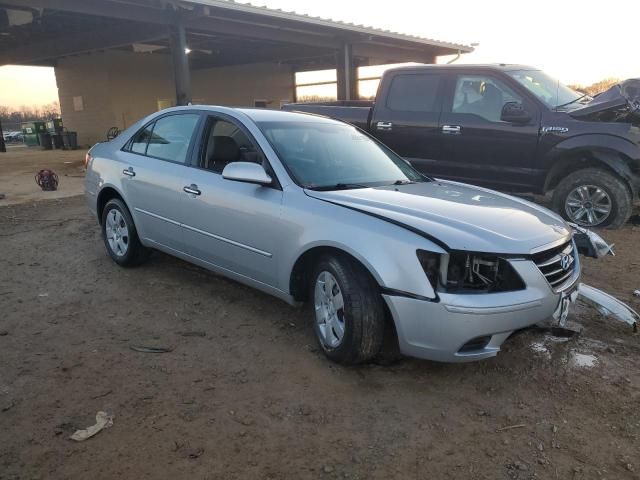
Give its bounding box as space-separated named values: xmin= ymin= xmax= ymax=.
xmin=310 ymin=254 xmax=385 ymax=365
xmin=101 ymin=198 xmax=149 ymax=267
xmin=552 ymin=168 xmax=632 ymax=229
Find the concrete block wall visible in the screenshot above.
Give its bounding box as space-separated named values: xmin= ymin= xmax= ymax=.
xmin=55 ymin=49 xmax=295 ymax=147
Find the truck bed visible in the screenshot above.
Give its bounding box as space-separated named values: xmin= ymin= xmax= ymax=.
xmin=281 ymin=101 xmax=373 ymax=130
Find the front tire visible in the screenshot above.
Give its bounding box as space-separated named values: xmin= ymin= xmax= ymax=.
xmin=310 ymin=254 xmax=385 ymax=365
xmin=101 ymin=198 xmax=149 ymax=267
xmin=552 ymin=168 xmax=632 ymax=229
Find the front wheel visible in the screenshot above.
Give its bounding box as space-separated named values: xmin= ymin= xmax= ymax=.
xmin=310 ymin=254 xmax=385 ymax=365
xmin=552 ymin=168 xmax=632 ymax=229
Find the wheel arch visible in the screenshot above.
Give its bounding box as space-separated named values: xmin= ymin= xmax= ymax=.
xmin=96 ymin=185 xmax=130 ymax=224
xmin=544 ymin=140 xmax=638 ymax=198
xmin=289 ymin=245 xmax=383 ymax=303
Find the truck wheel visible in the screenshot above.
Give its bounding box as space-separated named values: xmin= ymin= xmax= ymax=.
xmin=101 ymin=198 xmax=149 ymax=267
xmin=552 ymin=168 xmax=632 ymax=229
xmin=310 ymin=254 xmax=385 ymax=365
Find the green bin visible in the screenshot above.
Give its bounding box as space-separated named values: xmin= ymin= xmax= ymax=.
xmin=21 ymin=122 xmax=47 ymax=147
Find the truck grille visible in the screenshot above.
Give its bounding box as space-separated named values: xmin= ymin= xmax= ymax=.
xmin=532 ymin=241 xmax=577 ymax=291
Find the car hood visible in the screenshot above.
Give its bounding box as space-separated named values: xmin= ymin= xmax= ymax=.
xmin=569 ymin=78 xmax=640 ymax=125
xmin=306 ymin=180 xmax=572 ymax=254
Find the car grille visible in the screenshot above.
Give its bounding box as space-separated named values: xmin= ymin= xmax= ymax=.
xmin=532 ymin=241 xmax=577 ymax=291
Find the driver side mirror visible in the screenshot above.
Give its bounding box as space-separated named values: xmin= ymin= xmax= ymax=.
xmin=501 ymin=102 xmax=532 ymax=124
xmin=222 ymin=162 xmax=272 ymax=186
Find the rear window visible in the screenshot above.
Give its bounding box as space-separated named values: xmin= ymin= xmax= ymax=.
xmin=126 ymin=113 xmax=200 ymax=163
xmin=386 ymin=74 xmax=442 ymax=113
xmin=146 ymin=114 xmax=200 ymax=163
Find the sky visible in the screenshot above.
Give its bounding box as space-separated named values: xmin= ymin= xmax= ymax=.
xmin=0 ymin=0 xmax=638 ymax=108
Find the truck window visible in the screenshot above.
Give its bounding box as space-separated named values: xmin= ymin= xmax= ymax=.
xmin=386 ymin=74 xmax=442 ymax=113
xmin=452 ymin=75 xmax=522 ymax=122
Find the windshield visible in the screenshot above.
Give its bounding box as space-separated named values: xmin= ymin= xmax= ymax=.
xmin=507 ymin=70 xmax=585 ymax=109
xmin=257 ymin=121 xmax=427 ymax=190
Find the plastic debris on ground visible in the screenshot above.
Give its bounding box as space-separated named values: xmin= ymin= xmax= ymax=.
xmin=69 ymin=411 xmax=114 ymax=441
xmin=578 ymin=284 xmax=639 ymax=332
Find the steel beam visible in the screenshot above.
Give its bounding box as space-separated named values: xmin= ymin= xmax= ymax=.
xmin=171 ymin=21 xmax=192 ymax=106
xmin=336 ymin=43 xmax=357 ymax=101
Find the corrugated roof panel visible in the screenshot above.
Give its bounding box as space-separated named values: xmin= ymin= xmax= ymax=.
xmin=183 ymin=0 xmax=473 ymax=52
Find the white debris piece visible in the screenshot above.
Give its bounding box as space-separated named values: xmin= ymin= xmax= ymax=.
xmin=69 ymin=411 xmax=114 ymax=441
xmin=578 ymin=284 xmax=639 ymax=331
xmin=570 ymin=352 xmax=598 ymax=369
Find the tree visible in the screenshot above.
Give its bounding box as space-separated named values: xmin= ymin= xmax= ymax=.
xmin=568 ymin=78 xmax=620 ymax=96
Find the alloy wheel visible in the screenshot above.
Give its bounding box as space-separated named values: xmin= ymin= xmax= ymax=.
xmin=314 ymin=271 xmax=346 ymax=348
xmin=105 ymin=208 xmax=130 ymax=257
xmin=565 ymin=184 xmax=612 ymax=227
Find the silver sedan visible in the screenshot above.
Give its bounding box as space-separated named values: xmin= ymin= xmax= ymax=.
xmin=85 ymin=106 xmax=582 ymax=364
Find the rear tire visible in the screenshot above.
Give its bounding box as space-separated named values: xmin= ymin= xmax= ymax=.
xmin=310 ymin=254 xmax=385 ymax=365
xmin=552 ymin=167 xmax=632 ymax=229
xmin=101 ymin=198 xmax=149 ymax=267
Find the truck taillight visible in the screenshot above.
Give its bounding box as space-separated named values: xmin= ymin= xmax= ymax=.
xmin=84 ymin=152 xmax=93 ymax=169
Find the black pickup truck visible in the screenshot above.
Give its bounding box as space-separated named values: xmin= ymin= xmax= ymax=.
xmin=283 ymin=64 xmax=640 ymax=228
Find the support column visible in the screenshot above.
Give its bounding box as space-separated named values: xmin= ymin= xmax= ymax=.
xmin=336 ymin=42 xmax=357 ymax=101
xmin=0 ymin=119 xmax=5 ymax=153
xmin=171 ymin=21 xmax=192 ymax=106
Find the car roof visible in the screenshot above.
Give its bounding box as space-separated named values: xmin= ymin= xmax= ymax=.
xmin=236 ymin=108 xmax=340 ymax=123
xmin=155 ymin=105 xmax=349 ymax=124
xmin=386 ymin=63 xmax=540 ymax=74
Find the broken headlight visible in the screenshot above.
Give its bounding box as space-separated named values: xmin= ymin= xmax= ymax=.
xmin=417 ymin=250 xmax=441 ymax=289
xmin=444 ymin=253 xmax=525 ymax=293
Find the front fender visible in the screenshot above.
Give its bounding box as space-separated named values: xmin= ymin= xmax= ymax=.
xmin=280 ymin=191 xmax=447 ymax=300
xmin=546 ymin=134 xmax=640 ymax=194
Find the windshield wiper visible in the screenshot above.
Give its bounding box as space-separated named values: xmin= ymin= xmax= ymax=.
xmin=307 ymin=182 xmax=371 ymax=191
xmin=554 ymin=93 xmax=591 ymax=110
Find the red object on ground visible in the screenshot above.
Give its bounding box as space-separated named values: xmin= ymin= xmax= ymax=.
xmin=35 ymin=169 xmax=59 ymax=191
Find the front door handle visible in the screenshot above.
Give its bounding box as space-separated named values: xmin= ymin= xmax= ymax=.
xmin=376 ymin=121 xmax=393 ymax=131
xmin=442 ymin=125 xmax=462 ymax=135
xmin=183 ymin=184 xmax=201 ymax=196
xmin=122 ymin=167 xmax=136 ymax=177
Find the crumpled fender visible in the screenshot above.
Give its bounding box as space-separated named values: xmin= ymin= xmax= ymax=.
xmin=545 ymin=134 xmax=640 ymax=194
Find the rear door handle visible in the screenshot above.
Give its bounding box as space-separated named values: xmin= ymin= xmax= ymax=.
xmin=442 ymin=125 xmax=462 ymax=135
xmin=122 ymin=167 xmax=136 ymax=177
xmin=183 ymin=184 xmax=201 ymax=196
xmin=376 ymin=121 xmax=393 ymax=131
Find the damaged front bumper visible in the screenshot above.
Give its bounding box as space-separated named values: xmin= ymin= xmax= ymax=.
xmin=383 ymin=258 xmax=579 ymax=362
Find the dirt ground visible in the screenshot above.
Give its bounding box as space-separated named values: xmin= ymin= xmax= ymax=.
xmin=1 ymin=152 xmax=640 ymax=479
xmin=0 ymin=147 xmax=85 ymax=206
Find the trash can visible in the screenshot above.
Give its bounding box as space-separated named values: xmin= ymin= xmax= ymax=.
xmin=38 ymin=132 xmax=53 ymax=150
xmin=51 ymin=134 xmax=64 ymax=149
xmin=61 ymin=131 xmax=78 ymax=150
xmin=21 ymin=122 xmax=40 ymax=147
xmin=46 ymin=119 xmax=64 ymax=149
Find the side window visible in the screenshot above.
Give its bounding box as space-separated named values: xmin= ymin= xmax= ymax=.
xmin=130 ymin=124 xmax=154 ymax=155
xmin=201 ymin=117 xmax=265 ymax=174
xmin=145 ymin=114 xmax=200 ymax=163
xmin=452 ymin=75 xmax=522 ymax=122
xmin=386 ymin=74 xmax=442 ymax=113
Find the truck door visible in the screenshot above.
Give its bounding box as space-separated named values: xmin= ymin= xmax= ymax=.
xmin=370 ymin=71 xmax=446 ymax=176
xmin=438 ymin=72 xmax=541 ymax=190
